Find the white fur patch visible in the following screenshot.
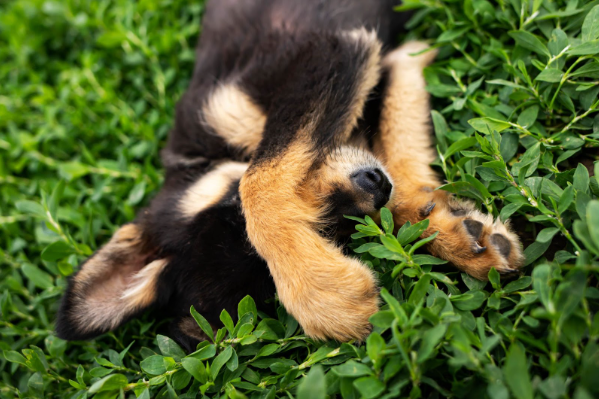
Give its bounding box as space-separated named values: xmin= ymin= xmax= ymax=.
xmin=202 ymin=84 xmax=266 ymax=155
xmin=179 ymin=161 xmax=248 ymax=218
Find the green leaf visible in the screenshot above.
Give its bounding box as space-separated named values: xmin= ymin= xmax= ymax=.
xmin=417 ymin=324 xmax=447 ymax=362
xmin=517 ymin=106 xmax=539 ymax=128
xmin=189 ymin=344 xmax=216 ymax=361
xmin=438 ymin=181 xmax=485 ymax=202
xmin=58 ymin=161 xmax=91 ymax=180
xmin=226 ymin=348 xmax=238 ymax=371
xmin=509 ymin=31 xmax=550 ymax=57
xmin=465 ymin=174 xmax=492 ymax=199
xmin=548 ymin=28 xmax=569 ymax=56
xmin=468 ymin=117 xmax=511 ymax=134
xmin=380 ymin=288 xmax=407 ymax=324
xmin=47 ymin=180 xmax=64 ymax=219
xmin=573 ymin=220 xmax=599 ymax=255
xmin=452 ymin=290 xmax=487 ymax=311
xmin=397 ymin=219 xmax=429 ymax=245
xmin=532 ymin=265 xmax=552 ymax=312
xmin=190 ymin=306 xmax=214 ymax=343
xmin=3 ymin=350 xmax=27 ymax=366
xmin=409 ymin=274 xmax=432 ymax=305
xmin=500 ymin=203 xmax=523 ymax=222
xmin=437 ymin=27 xmax=471 ymax=42
xmin=571 ymin=61 xmax=599 ymax=78
xmin=369 ymin=310 xmax=395 ymax=329
xmin=297 ymin=365 xmax=325 ymax=399
xmin=353 ymin=376 xmax=386 ymax=399
xmin=380 ymin=207 xmax=394 ymax=234
xmin=567 ymin=41 xmax=599 ymax=55
xmin=127 ymin=181 xmax=147 ymax=206
xmin=573 ymin=163 xmax=590 ymax=194
xmin=157 ymin=335 xmax=186 ymax=361
xmin=238 ymin=295 xmax=258 ymax=321
xmin=587 ymin=201 xmax=599 ymax=250
xmin=140 ymin=355 xmax=166 ymax=375
xmin=503 ymin=277 xmax=532 ymax=293
xmin=367 ymin=333 xmax=385 ymax=364
xmin=334 ymin=360 xmax=373 ymax=377
xmin=210 ymin=346 xmax=232 ymax=380
xmin=431 ymin=110 xmax=448 ymax=152
xmin=181 ymin=357 xmax=208 ymax=383
xmin=503 ymin=344 xmax=533 ymax=399
xmin=88 ymin=374 xmax=128 ymax=394
xmin=443 ymin=137 xmax=478 ymax=159
xmin=15 ymin=200 xmax=47 ymax=219
xmin=166 ymin=382 xmax=179 ymax=399
xmin=537 ymin=228 xmax=560 ymax=244
xmin=28 ymin=372 xmax=44 ymax=395
xmin=255 ymin=343 xmax=279 ymax=358
xmin=524 ymin=240 xmax=552 ymax=266
xmin=535 ymin=69 xmax=563 ymax=82
xmin=412 ymin=254 xmax=447 ymax=265
xmin=488 ymin=268 xmax=501 ymax=290
xmin=582 ymin=5 xmax=599 ymax=42
xmin=558 ymin=185 xmax=575 ymax=214
xmin=21 ymin=265 xmax=54 ymax=289
xmin=220 ymin=309 xmax=235 ymax=337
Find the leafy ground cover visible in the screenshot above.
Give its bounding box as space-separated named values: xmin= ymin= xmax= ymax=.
xmin=1 ymin=0 xmax=598 ymax=398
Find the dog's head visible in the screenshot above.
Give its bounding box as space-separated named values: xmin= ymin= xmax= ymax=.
xmin=55 ymin=145 xmax=391 ymax=344
xmin=305 ymin=145 xmax=392 ymax=237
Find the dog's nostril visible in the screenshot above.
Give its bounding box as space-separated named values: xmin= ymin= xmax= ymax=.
xmin=365 ymin=170 xmax=382 ymax=184
xmin=352 ymin=168 xmax=387 ymax=193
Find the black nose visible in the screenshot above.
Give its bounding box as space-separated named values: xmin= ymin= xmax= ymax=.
xmin=351 ymin=168 xmax=392 ymax=208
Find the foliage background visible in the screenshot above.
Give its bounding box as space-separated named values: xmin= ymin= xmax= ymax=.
xmin=1 ymin=0 xmax=598 ymax=398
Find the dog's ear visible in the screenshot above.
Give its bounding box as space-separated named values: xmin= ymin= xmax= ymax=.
xmin=55 ymin=223 xmax=169 ymax=340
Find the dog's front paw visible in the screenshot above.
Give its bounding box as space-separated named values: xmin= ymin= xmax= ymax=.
xmin=288 ymin=258 xmax=379 ymax=342
xmin=426 ymin=197 xmax=525 ymax=280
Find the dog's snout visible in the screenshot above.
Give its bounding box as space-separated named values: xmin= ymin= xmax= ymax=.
xmin=351 ymin=168 xmax=392 ymax=208
xmin=352 ymin=169 xmax=385 ymax=192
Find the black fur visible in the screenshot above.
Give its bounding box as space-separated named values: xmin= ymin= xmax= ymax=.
xmin=56 ymin=0 xmax=410 ymax=348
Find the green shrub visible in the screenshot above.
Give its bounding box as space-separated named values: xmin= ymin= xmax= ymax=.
xmin=1 ymin=0 xmax=598 ymax=398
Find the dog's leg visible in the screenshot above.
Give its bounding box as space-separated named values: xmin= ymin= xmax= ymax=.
xmin=240 ymin=30 xmax=382 ymax=341
xmin=374 ymin=42 xmax=524 ymax=280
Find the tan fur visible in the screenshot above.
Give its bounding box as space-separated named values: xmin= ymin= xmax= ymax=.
xmin=70 ymin=225 xmax=169 ymax=332
xmin=374 ymin=42 xmax=524 ymax=279
xmin=342 ymin=28 xmax=382 ymax=135
xmin=179 ymin=161 xmax=248 ymax=219
xmin=202 ymin=84 xmax=266 ymax=155
xmin=241 ymin=142 xmax=379 ymax=341
xmin=73 ymin=224 xmax=143 ymax=285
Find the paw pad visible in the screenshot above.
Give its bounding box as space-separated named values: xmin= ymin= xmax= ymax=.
xmin=490 ymin=233 xmax=511 ymax=258
xmin=463 ymin=219 xmax=483 ymax=241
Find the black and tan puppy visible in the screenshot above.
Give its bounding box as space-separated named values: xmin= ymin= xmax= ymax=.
xmin=56 ymin=0 xmax=524 ymax=350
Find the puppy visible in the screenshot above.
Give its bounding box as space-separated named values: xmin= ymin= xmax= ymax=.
xmin=56 ymin=0 xmax=523 ymax=351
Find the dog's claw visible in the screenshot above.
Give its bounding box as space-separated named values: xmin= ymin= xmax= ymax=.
xmin=420 ymin=202 xmax=436 ymax=218
xmin=473 ymin=243 xmax=487 ymax=254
